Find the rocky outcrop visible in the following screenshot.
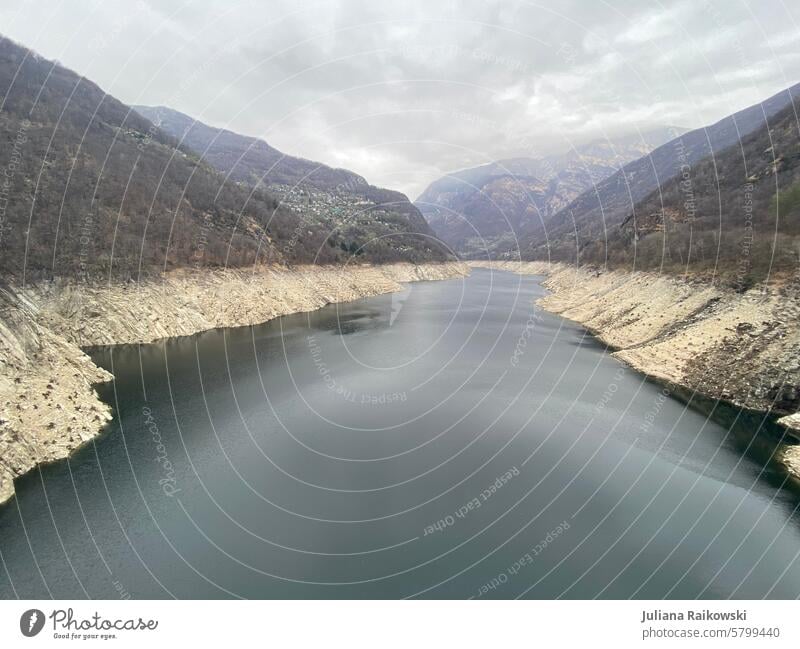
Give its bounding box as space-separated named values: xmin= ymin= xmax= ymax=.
xmin=0 ymin=286 xmax=113 ymax=503
xmin=470 ymin=260 xmax=800 ymax=473
xmin=0 ymin=262 xmax=468 ymax=503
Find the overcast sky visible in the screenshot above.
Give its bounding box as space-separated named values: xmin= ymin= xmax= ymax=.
xmin=2 ymin=0 xmax=799 ymax=198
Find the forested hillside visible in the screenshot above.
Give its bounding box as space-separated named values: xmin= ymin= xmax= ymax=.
xmin=416 ymin=128 xmax=682 ymax=255
xmin=516 ymin=82 xmax=800 ymax=270
xmin=134 ymin=105 xmax=448 ymax=263
xmin=609 ymin=101 xmax=800 ymax=285
xmin=0 ymin=36 xmax=449 ymax=281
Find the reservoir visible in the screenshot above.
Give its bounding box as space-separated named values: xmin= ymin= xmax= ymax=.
xmin=1 ymin=267 xmax=799 ymax=598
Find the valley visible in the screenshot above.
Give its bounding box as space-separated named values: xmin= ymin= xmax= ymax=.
xmin=416 ymin=127 xmax=684 ymax=256
xmin=1 ymin=12 xmax=800 ymax=607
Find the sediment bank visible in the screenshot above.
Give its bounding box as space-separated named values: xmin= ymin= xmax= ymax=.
xmin=470 ymin=260 xmax=800 ymax=474
xmin=0 ymin=262 xmax=468 ymax=503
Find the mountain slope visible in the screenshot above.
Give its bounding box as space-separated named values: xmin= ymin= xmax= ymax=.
xmin=0 ymin=36 xmax=301 ymax=277
xmin=415 ymin=127 xmax=684 ymax=255
xmin=133 ymin=105 xmax=447 ymax=261
xmin=518 ymin=82 xmax=800 ymax=264
xmin=134 ymin=104 xmax=356 ymax=190
xmin=607 ymin=100 xmax=800 ymax=284
xmin=0 ymin=35 xmax=449 ymax=281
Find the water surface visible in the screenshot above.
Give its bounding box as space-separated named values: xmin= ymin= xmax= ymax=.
xmin=1 ymin=268 xmax=799 ymax=598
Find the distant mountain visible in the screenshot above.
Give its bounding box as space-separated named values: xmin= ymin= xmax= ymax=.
xmin=133 ymin=105 xmax=445 ymax=260
xmin=517 ymin=82 xmax=800 ymax=265
xmin=607 ymin=100 xmax=800 ymax=283
xmin=415 ymin=127 xmax=684 ymax=255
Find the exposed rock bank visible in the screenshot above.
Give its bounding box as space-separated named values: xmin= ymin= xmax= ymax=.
xmin=470 ymin=260 xmax=800 ymax=474
xmin=0 ymin=262 xmax=468 ymax=503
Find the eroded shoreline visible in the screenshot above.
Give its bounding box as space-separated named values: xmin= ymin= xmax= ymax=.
xmin=470 ymin=260 xmax=800 ymax=475
xmin=3 ymin=258 xmax=799 ymax=503
xmin=0 ymin=262 xmax=468 ymax=503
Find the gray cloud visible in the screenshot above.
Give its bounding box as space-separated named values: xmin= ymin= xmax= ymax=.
xmin=2 ymin=0 xmax=799 ymax=198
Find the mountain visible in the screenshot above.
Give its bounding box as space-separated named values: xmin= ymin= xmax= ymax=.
xmin=0 ymin=36 xmax=293 ymax=277
xmin=517 ymin=82 xmax=800 ymax=265
xmin=415 ymin=127 xmax=684 ymax=255
xmin=0 ymin=36 xmax=448 ymax=281
xmin=607 ymin=100 xmax=800 ymax=284
xmin=133 ymin=105 xmax=445 ymax=260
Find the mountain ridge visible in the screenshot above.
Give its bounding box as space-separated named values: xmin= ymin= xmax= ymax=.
xmin=415 ymin=126 xmax=685 ymax=255
xmin=0 ymin=34 xmax=451 ymax=282
xmin=133 ymin=104 xmax=437 ymax=242
xmin=606 ymin=99 xmax=800 ymax=282
xmin=516 ymin=81 xmax=800 ymax=265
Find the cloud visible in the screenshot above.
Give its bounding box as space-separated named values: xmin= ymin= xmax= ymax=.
xmin=614 ymin=1 xmax=692 ymax=44
xmin=1 ymin=0 xmax=798 ymax=198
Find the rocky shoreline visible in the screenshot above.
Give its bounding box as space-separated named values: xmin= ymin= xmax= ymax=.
xmin=4 ymin=258 xmax=798 ymax=503
xmin=469 ymin=260 xmax=800 ymax=475
xmin=0 ymin=262 xmax=468 ymax=504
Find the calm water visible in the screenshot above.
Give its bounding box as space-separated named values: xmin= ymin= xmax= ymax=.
xmin=1 ymin=268 xmax=800 ymax=599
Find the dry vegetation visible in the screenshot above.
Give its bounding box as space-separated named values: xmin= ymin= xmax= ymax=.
xmin=0 ymin=37 xmax=450 ymax=283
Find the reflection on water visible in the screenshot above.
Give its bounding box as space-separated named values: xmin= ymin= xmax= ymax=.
xmin=1 ymin=268 xmax=799 ymax=599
